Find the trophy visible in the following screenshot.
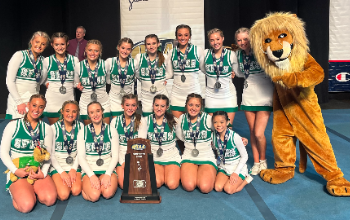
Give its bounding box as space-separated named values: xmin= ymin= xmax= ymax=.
xmin=120 ymin=138 xmax=161 ymax=203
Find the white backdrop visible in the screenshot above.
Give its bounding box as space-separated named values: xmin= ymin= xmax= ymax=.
xmin=120 ymin=0 xmax=206 ymax=97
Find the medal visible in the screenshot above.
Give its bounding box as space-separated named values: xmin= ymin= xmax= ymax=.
xmin=117 ymin=57 xmax=129 ymax=93
xmin=215 ymin=129 xmax=230 ymax=166
xmin=90 ymin=122 xmax=106 ymax=167
xmin=25 ymin=120 xmax=41 ymax=148
xmin=181 ymin=75 xmax=186 ymax=82
xmin=150 ymin=85 xmax=157 ymax=93
xmin=191 ymin=149 xmax=199 ymax=157
xmin=66 ymin=156 xmax=74 ymax=165
xmin=123 ymin=114 xmax=135 ymax=141
xmin=242 ymin=50 xmax=252 ymax=82
xmin=157 ymin=148 xmax=163 ymax=157
xmin=28 ymin=50 xmax=43 ymax=87
xmin=211 ymin=48 xmax=225 ymax=89
xmin=96 ymin=158 xmax=104 ymax=166
xmin=214 ymin=81 xmax=221 ymax=89
xmin=59 ymin=86 xmax=66 ymax=94
xmin=91 ymin=92 xmax=97 ymax=101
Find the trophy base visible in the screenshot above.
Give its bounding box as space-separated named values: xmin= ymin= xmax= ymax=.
xmin=120 ymin=192 xmax=161 ymax=203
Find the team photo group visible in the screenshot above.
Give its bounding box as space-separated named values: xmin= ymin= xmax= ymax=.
xmin=1 ymin=23 xmax=274 ymax=213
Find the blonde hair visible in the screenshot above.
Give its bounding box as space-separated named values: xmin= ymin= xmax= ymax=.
xmin=121 ymin=94 xmax=141 ymax=131
xmin=235 ymin=27 xmax=250 ymax=43
xmin=85 ymin=39 xmax=103 ymax=58
xmin=28 ymin=31 xmax=50 ymax=49
xmin=60 ymin=100 xmax=80 ymax=120
xmin=207 ymin=28 xmax=224 ymax=39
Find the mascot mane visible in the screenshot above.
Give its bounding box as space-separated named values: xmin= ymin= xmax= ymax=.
xmin=250 ymin=12 xmax=309 ymax=81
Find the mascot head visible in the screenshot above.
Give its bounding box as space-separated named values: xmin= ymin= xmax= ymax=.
xmin=250 ymin=12 xmax=309 ymax=86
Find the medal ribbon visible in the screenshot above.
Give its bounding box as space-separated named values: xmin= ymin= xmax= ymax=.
xmin=61 ymin=119 xmax=76 ymax=155
xmin=90 ymin=122 xmax=106 ymax=158
xmin=176 ymin=44 xmax=190 ymax=74
xmin=85 ymin=60 xmax=100 ymax=92
xmin=25 ymin=120 xmax=41 ymax=147
xmin=215 ymin=129 xmax=229 ymax=165
xmin=122 ymin=114 xmax=135 ymax=141
xmin=152 ymin=114 xmax=167 ymax=147
xmin=117 ymin=57 xmax=129 ymax=89
xmin=187 ymin=113 xmax=201 ymax=148
xmin=55 ymin=55 xmax=68 ymax=86
xmin=146 ymin=54 xmax=159 ymax=85
xmin=211 ymin=48 xmax=225 ymax=82
xmin=28 ymin=50 xmax=43 ymax=83
xmin=243 ymin=50 xmax=252 ymax=80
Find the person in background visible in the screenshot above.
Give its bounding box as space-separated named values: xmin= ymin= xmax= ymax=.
xmin=67 ymin=26 xmax=88 ymax=62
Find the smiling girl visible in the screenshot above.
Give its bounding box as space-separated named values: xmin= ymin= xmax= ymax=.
xmin=6 ymin=31 xmax=50 ymax=120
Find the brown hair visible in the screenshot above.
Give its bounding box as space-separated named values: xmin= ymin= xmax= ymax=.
xmin=121 ymin=94 xmax=141 ymax=131
xmin=185 ymin=93 xmax=204 ymax=113
xmin=117 ymin=37 xmax=134 ymax=57
xmin=175 ymin=24 xmax=192 ymax=37
xmin=50 ymin=32 xmax=69 ymax=44
xmin=153 ymin=94 xmax=176 ymax=130
xmin=60 ymin=100 xmax=80 ymax=120
xmin=24 ymin=94 xmax=47 ymax=122
xmin=144 ymin=34 xmax=165 ymax=67
xmin=85 ymin=39 xmax=103 ymax=58
xmin=87 ymin=101 xmax=104 ymax=115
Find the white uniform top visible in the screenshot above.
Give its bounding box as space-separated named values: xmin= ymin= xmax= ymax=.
xmin=0 ymin=120 xmax=53 ymax=177
xmin=77 ymin=124 xmax=119 ymax=177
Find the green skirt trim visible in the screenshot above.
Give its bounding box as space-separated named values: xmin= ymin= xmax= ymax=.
xmin=154 ymin=161 xmax=181 ymax=167
xmin=218 ymin=169 xmax=245 ymax=180
xmin=49 ymin=168 xmax=82 ymax=176
xmin=205 ymin=106 xmax=238 ymax=113
xmin=117 ymin=163 xmax=122 ymax=167
xmin=82 ymin=170 xmax=117 ymax=178
xmin=43 ymin=112 xmax=60 ymax=118
xmin=5 ymin=180 xmax=13 ymax=191
xmin=181 ymin=160 xmax=218 ymax=170
xmin=240 ymin=105 xmax=273 ymax=112
xmin=170 ymin=105 xmax=185 ymax=112
xmin=111 ymin=111 xmax=123 ymax=117
xmin=142 ymin=112 xmax=153 ymax=117
xmin=5 ymin=114 xmax=13 ymax=120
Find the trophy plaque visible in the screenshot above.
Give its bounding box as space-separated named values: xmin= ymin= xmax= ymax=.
xmin=120 ymin=138 xmax=161 ymax=203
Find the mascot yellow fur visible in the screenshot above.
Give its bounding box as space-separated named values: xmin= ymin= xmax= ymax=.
xmin=250 ymin=12 xmax=350 ymax=196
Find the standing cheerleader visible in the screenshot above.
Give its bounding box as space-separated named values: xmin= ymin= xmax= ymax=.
xmin=42 ymin=32 xmax=79 ymax=125
xmin=105 ymin=38 xmax=135 ymax=117
xmin=166 ymin=24 xmax=205 ymax=119
xmin=138 ymin=94 xmax=181 ymax=189
xmin=75 ymin=40 xmax=111 ymax=125
xmin=0 ymin=94 xmax=56 ymax=213
xmin=110 ymin=94 xmax=141 ymax=189
xmin=134 ymin=34 xmax=168 ymax=116
xmin=212 ymin=111 xmax=253 ymax=194
xmin=5 ymin=31 xmax=50 ymax=119
xmin=176 ymin=93 xmax=216 ymax=193
xmin=235 ymin=27 xmax=273 ymax=175
xmin=202 ymin=28 xmax=238 ymax=126
xmin=77 ymin=102 xmax=119 ymax=202
xmin=50 ymin=101 xmax=84 ymax=200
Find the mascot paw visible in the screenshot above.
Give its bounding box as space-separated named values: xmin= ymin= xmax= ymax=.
xmin=326 ymin=177 xmax=350 ymax=197
xmin=260 ymin=168 xmax=294 ymax=184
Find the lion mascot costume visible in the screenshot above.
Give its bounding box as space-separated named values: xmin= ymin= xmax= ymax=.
xmin=250 ymin=12 xmax=350 ymax=196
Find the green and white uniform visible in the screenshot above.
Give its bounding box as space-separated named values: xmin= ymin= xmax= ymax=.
xmin=105 ymin=57 xmax=135 ymax=116
xmin=49 ymin=121 xmax=84 ymax=175
xmin=110 ymin=114 xmax=139 ymax=165
xmin=166 ymin=45 xmax=204 ymax=112
xmin=75 ymin=59 xmax=110 ymax=120
xmin=138 ymin=115 xmax=181 ymax=166
xmin=0 ymin=119 xmax=53 ymax=190
xmin=212 ymin=129 xmax=248 ymax=180
xmin=77 ymin=123 xmax=119 ymax=177
xmin=176 ymin=113 xmax=217 ymax=169
xmin=236 ymin=50 xmax=273 ymax=111
xmin=134 ymin=53 xmax=168 ymax=116
xmin=42 ymin=54 xmax=79 ymax=118
xmin=202 ymin=49 xmax=239 ymax=113
xmin=5 ymin=51 xmax=45 ymax=119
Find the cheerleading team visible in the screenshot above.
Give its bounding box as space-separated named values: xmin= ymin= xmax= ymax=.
xmin=166 ymin=24 xmax=205 ymax=119
xmin=138 ymin=94 xmax=181 ymax=189
xmin=134 ymin=34 xmax=168 ymax=116
xmin=212 ymin=111 xmax=252 ymax=194
xmin=42 ymin=32 xmax=80 ymax=125
xmin=5 ymin=31 xmax=50 ymax=120
xmin=77 ymin=102 xmax=119 ymax=202
xmin=176 ymin=93 xmax=217 ymax=193
xmin=50 ymin=101 xmax=84 ymax=200
xmin=201 ymin=28 xmax=238 ymax=126
xmin=75 ymin=40 xmax=111 ymax=125
xmin=0 ymin=94 xmax=56 ymax=213
xmin=235 ymin=27 xmax=274 ymax=175
xmin=110 ymin=94 xmax=141 ymax=189
xmin=105 ymin=38 xmax=136 ymax=117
